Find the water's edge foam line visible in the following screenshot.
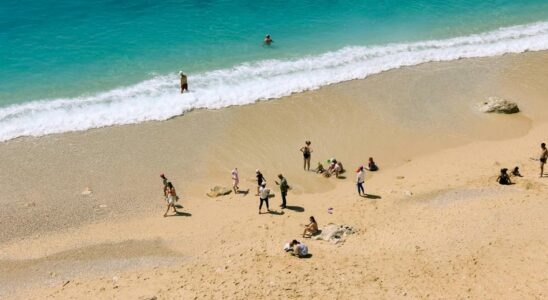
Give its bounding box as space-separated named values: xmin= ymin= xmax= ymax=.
xmin=1 ymin=22 xmax=548 ymax=142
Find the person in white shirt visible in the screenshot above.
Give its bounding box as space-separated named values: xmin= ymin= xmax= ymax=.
xmin=356 ymin=166 xmax=365 ymax=196
xmin=258 ymin=182 xmax=270 ymax=214
xmin=289 ymin=240 xmax=308 ymax=258
xmin=231 ymin=168 xmax=239 ymax=193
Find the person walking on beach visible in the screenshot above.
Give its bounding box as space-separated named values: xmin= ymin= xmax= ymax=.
xmin=164 ymin=182 xmax=180 ymax=217
xmin=264 ymin=34 xmax=273 ymax=45
xmin=256 ymin=169 xmax=265 ymax=196
xmin=179 ymin=71 xmax=188 ymax=93
xmin=540 ymin=143 xmax=548 ymax=177
xmin=275 ymin=174 xmax=289 ymax=209
xmin=300 ymin=141 xmax=312 ymax=171
xmin=231 ymin=168 xmax=240 ymax=193
xmin=160 ymin=173 xmax=169 ymax=197
xmin=258 ymin=182 xmax=271 ymax=214
xmin=356 ymin=166 xmax=365 ymax=196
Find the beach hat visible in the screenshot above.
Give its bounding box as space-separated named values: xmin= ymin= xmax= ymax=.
xmin=261 ymin=181 xmax=266 ymax=186
xmin=179 ymin=71 xmax=184 ymax=76
xmin=256 ymin=169 xmax=260 ymax=173
xmin=160 ymin=173 xmax=165 ymax=177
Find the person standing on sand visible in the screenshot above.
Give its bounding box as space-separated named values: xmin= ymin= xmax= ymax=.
xmin=300 ymin=141 xmax=312 ymax=171
xmin=164 ymin=182 xmax=180 ymax=217
xmin=231 ymin=168 xmax=239 ymax=193
xmin=275 ymin=174 xmax=289 ymax=209
xmin=356 ymin=166 xmax=365 ymax=196
xmin=179 ymin=71 xmax=188 ymax=93
xmin=540 ymin=143 xmax=548 ymax=177
xmin=258 ymin=182 xmax=270 ymax=214
xmin=256 ymin=169 xmax=265 ymax=196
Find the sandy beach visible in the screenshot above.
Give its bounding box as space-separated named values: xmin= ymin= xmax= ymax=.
xmin=1 ymin=51 xmax=547 ymax=299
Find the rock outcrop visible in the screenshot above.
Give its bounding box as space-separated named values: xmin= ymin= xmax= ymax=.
xmin=478 ymin=97 xmax=519 ymax=114
xmin=312 ymin=223 xmax=355 ymax=244
xmin=206 ymin=186 xmax=232 ymax=197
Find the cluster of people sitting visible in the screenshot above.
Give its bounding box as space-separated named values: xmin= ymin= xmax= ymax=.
xmin=496 ymin=167 xmax=522 ymax=185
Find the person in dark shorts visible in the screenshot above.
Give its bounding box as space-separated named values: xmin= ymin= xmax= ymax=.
xmin=256 ymin=169 xmax=265 ymax=196
xmin=367 ymin=157 xmax=379 ymax=171
xmin=300 ymin=141 xmax=312 ymax=171
xmin=540 ymin=142 xmax=548 ymax=177
xmin=179 ymin=71 xmax=188 ymax=93
xmin=497 ymin=168 xmax=512 ymax=185
xmin=275 ymin=174 xmax=289 ymax=209
xmin=258 ymin=182 xmax=270 ymax=214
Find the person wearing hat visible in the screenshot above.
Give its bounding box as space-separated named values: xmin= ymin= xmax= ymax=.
xmin=255 ymin=169 xmax=265 ymax=196
xmin=258 ymin=181 xmax=271 ymax=214
xmin=179 ymin=71 xmax=188 ymax=93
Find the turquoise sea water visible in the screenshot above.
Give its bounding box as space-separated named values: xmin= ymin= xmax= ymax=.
xmin=1 ymin=0 xmax=548 ymax=141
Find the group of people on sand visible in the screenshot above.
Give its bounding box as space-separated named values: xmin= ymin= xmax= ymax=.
xmin=497 ymin=142 xmax=548 ymax=185
xmin=282 ymin=216 xmax=318 ymax=258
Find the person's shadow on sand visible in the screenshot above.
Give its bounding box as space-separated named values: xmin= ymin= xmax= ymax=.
xmin=284 ymin=205 xmax=305 ymax=212
xmin=261 ymin=210 xmax=284 ymax=215
xmin=236 ymin=189 xmax=250 ymax=195
xmin=167 ymin=211 xmax=192 ymax=217
xmin=361 ymin=194 xmax=381 ymax=199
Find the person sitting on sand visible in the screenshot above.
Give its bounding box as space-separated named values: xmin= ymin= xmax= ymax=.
xmin=511 ymin=166 xmax=522 ymax=177
xmin=303 ymin=216 xmax=318 ymax=238
xmin=289 ymin=240 xmax=308 ymax=258
xmin=164 ymin=182 xmax=180 ymax=217
xmin=258 ymin=182 xmax=270 ymax=214
xmin=497 ymin=168 xmax=512 ymax=185
xmin=264 ymin=34 xmax=273 ymax=45
xmin=231 ymin=168 xmax=239 ymax=193
xmin=316 ymin=162 xmax=325 ymax=174
xmin=367 ymin=157 xmax=379 ymax=171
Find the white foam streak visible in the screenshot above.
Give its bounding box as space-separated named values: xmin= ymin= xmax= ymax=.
xmin=1 ymin=22 xmax=548 ymax=141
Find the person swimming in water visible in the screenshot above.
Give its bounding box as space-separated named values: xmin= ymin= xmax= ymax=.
xmin=264 ymin=34 xmax=273 ymax=45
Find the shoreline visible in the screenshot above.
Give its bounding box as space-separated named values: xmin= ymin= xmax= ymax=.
xmin=1 ymin=50 xmax=548 ymax=298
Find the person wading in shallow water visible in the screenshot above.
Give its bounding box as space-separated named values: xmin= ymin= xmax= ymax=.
xmin=264 ymin=34 xmax=273 ymax=45
xmin=179 ymin=71 xmax=188 ymax=93
xmin=300 ymin=141 xmax=312 ymax=171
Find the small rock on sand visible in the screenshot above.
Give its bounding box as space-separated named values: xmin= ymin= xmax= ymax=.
xmin=206 ymin=186 xmax=232 ymax=198
xmin=99 ymin=204 xmax=108 ymax=208
xmin=478 ymin=96 xmax=519 ymax=114
xmin=81 ymin=187 xmax=93 ymax=196
xmin=24 ymin=202 xmax=36 ymax=207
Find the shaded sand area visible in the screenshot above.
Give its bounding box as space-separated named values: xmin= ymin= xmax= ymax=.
xmin=0 ymin=51 xmax=547 ymax=298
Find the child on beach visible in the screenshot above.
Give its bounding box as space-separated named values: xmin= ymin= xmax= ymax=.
xmin=164 ymin=182 xmax=180 ymax=217
xmin=356 ymin=166 xmax=365 ymax=196
xmin=160 ymin=173 xmax=169 ymax=197
xmin=231 ymin=168 xmax=239 ymax=193
xmin=497 ymin=168 xmax=512 ymax=185
xmin=316 ymin=162 xmax=325 ymax=174
xmin=303 ymin=216 xmax=318 ymax=238
xmin=258 ymin=182 xmax=270 ymax=214
xmin=367 ymin=157 xmax=379 ymax=171
xmin=289 ymin=240 xmax=308 ymax=258
xmin=511 ymin=166 xmax=522 ymax=177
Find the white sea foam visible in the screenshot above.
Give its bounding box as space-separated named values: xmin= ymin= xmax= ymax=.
xmin=1 ymin=22 xmax=548 ymax=142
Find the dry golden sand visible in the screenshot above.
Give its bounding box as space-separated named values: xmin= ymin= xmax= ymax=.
xmin=0 ymin=51 xmax=547 ymax=299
